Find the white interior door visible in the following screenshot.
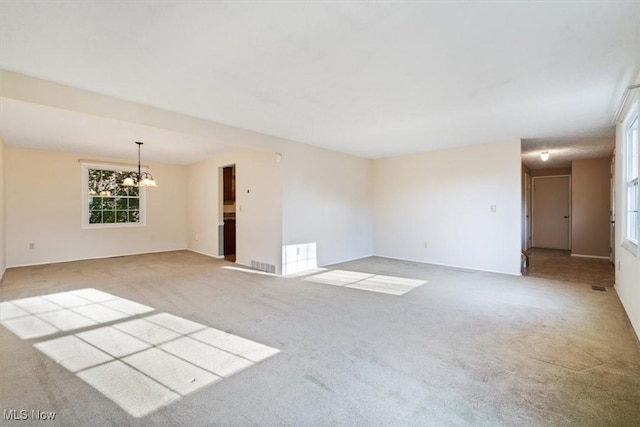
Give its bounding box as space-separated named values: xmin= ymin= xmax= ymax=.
xmin=533 ymin=176 xmax=571 ymax=250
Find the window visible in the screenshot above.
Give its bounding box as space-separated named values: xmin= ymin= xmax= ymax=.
xmin=624 ymin=109 xmax=639 ymax=246
xmin=82 ymin=164 xmax=145 ymax=228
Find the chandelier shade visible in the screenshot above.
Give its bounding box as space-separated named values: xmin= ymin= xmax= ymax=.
xmin=122 ymin=141 xmax=157 ymax=187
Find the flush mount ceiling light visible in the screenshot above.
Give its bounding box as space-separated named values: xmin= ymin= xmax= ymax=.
xmin=540 ymin=151 xmax=550 ymax=161
xmin=122 ymin=141 xmax=157 ymax=187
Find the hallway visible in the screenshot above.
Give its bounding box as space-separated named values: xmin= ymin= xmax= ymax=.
xmin=526 ymin=248 xmax=615 ymax=287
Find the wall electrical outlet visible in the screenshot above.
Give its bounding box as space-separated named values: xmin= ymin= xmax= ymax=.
xmin=423 ymin=242 xmax=428 ymax=248
xmin=195 ymin=234 xmax=199 ymax=241
xmin=490 ymin=205 xmax=497 ymax=213
xmin=29 ymin=243 xmax=35 ymax=250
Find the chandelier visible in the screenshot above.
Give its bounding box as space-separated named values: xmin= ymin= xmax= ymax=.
xmin=123 ymin=141 xmax=157 ymax=187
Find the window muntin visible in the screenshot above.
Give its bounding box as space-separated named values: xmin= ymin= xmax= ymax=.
xmin=82 ymin=164 xmax=145 ymax=228
xmin=624 ymin=112 xmax=638 ymax=245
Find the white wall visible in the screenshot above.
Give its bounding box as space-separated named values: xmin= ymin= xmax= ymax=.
xmin=187 ymin=149 xmax=283 ymax=272
xmin=187 ymin=160 xmax=222 ymax=258
xmin=1 ymin=71 xmax=520 ymax=278
xmin=3 ymin=72 xmax=374 ymax=275
xmin=615 ymin=89 xmax=640 ymax=339
xmin=281 ymin=143 xmax=373 ymax=273
xmin=0 ymin=135 xmax=5 ymax=279
xmin=187 ymin=143 xmax=372 ymax=275
xmin=373 ymin=140 xmax=522 ymax=275
xmin=5 ymin=147 xmax=187 ymax=267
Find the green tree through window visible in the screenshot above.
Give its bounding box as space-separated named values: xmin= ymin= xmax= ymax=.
xmin=87 ymin=169 xmax=141 ymax=224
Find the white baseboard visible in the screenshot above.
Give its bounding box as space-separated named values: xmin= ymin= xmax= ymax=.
xmin=570 ymin=253 xmax=610 ymax=260
xmin=6 ymin=248 xmax=188 ymax=269
xmin=186 ymin=248 xmax=224 ymax=259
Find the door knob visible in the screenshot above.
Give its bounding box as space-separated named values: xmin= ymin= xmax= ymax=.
xmin=563 ymin=216 xmax=569 ymax=218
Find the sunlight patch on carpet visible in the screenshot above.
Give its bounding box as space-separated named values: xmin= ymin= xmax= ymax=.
xmin=1 ymin=289 xmax=280 ymax=418
xmin=303 ymin=270 xmax=427 ymax=295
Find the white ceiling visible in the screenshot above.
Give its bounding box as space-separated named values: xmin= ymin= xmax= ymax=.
xmin=1 ymin=1 xmax=639 ymax=162
xmin=521 ymin=135 xmax=614 ymax=170
xmin=0 ymin=98 xmax=232 ymax=164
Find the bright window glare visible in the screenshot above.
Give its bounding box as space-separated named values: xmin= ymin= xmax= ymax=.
xmin=123 ymin=348 xmax=220 ymax=395
xmin=113 ymin=318 xmax=181 ymax=345
xmin=35 ymin=336 xmax=114 ymax=372
xmin=77 ymin=327 xmax=151 ymax=358
xmin=0 ymin=289 xmax=153 ymax=339
xmin=78 ymin=361 xmax=180 ymax=418
xmin=1 ymin=315 xmax=58 ymax=339
xmin=1 ymin=288 xmax=280 ymax=418
xmin=282 ymin=242 xmax=318 ymax=275
xmin=303 ymin=270 xmax=427 ymax=295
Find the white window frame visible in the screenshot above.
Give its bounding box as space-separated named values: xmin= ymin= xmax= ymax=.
xmin=621 ymin=94 xmax=639 ymax=255
xmin=81 ymin=162 xmax=147 ymax=229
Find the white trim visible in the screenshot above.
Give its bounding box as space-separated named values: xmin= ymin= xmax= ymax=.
xmin=524 ymin=171 xmax=531 ymax=251
xmin=621 ymin=97 xmax=639 ymax=250
xmin=5 ymin=248 xmax=188 ymax=269
xmin=621 ymin=239 xmax=638 ymax=258
xmin=613 ymin=284 xmax=640 ymax=342
xmin=614 ymin=84 xmax=640 ymax=123
xmin=610 ymin=154 xmax=616 ymax=264
xmin=570 ymin=254 xmax=610 ymax=260
xmin=186 ymin=248 xmax=224 ymax=259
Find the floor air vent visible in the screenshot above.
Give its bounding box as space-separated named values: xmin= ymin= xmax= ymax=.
xmin=251 ymin=260 xmax=277 ymax=274
xmin=591 ymin=286 xmax=607 ymax=292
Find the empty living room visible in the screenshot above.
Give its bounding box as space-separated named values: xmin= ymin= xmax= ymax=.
xmin=1 ymin=2 xmax=639 ymax=426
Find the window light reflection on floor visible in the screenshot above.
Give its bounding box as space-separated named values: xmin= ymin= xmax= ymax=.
xmin=0 ymin=288 xmax=153 ymax=339
xmin=1 ymin=289 xmax=280 ymax=418
xmin=303 ymin=270 xmax=427 ymax=295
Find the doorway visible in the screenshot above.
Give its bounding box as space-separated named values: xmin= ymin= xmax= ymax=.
xmin=222 ymin=165 xmax=236 ymax=262
xmin=532 ymin=175 xmax=571 ymax=250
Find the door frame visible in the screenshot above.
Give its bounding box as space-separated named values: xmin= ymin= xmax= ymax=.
xmin=531 ymin=174 xmax=572 ymax=249
xmin=219 ymin=163 xmax=237 ymax=260
xmin=610 ymin=155 xmax=616 ymax=264
xmin=524 ymin=172 xmax=531 ymax=250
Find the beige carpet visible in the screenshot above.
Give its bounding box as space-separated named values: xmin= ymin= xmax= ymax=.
xmin=1 ymin=251 xmax=638 ymax=426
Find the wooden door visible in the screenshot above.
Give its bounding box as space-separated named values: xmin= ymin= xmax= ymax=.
xmin=533 ymin=176 xmax=571 ymax=249
xmin=224 ymin=219 xmax=236 ymax=254
xmin=223 ymin=167 xmax=234 ymax=202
